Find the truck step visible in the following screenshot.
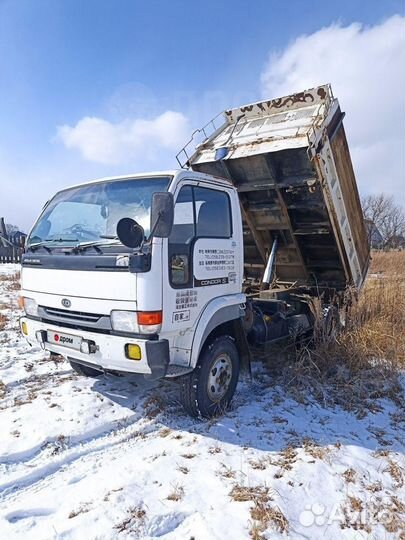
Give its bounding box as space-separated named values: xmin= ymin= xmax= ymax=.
xmin=165 ymin=365 xmax=194 ymax=378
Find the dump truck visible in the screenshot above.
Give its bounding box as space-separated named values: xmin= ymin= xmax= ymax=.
xmin=20 ymin=84 xmax=369 ymax=417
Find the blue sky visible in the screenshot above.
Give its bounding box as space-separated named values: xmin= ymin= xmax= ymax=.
xmin=0 ymin=0 xmax=404 ymax=230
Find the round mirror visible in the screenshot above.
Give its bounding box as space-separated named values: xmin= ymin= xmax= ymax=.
xmin=116 ymin=218 xmax=144 ymax=248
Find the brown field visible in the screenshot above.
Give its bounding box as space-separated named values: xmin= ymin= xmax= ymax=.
xmin=315 ymin=249 xmax=405 ymax=366
xmin=283 ymin=250 xmax=405 ymax=410
xmin=369 ymin=250 xmax=405 ymax=276
xmin=347 ymin=250 xmax=405 ymax=366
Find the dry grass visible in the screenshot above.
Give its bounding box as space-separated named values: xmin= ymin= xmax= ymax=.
xmin=180 ymin=453 xmax=196 ymax=459
xmin=369 ymin=250 xmax=405 ymax=276
xmin=0 ymin=380 xmax=6 ymax=399
xmin=384 ymin=458 xmax=404 ymax=488
xmin=0 ymin=271 xmax=21 ymax=290
xmin=229 ymin=485 xmax=288 ymax=538
xmin=230 ymin=485 xmax=270 ymax=503
xmin=342 ymin=468 xmax=357 ymax=484
xmin=217 ymin=464 xmax=236 ymax=479
xmin=208 ymin=445 xmax=222 ymax=454
xmin=341 ymin=496 xmax=370 ymax=533
xmin=365 ymin=481 xmax=383 ymax=493
xmin=68 ymin=503 xmax=91 ymax=519
xmin=7 ymin=280 xmax=20 ymax=292
xmin=273 ymin=445 xmax=297 ymax=472
xmin=114 ymin=505 xmax=146 ymax=534
xmin=302 ymin=438 xmax=330 ymax=460
xmin=166 ymin=483 xmax=184 ymax=501
xmin=317 ymin=251 xmax=405 ymax=366
xmin=341 ymin=492 xmax=405 ymax=534
xmin=250 ymin=501 xmax=289 ymax=538
xmin=0 ymin=313 xmax=7 ymax=330
xmin=249 ymin=457 xmax=268 ymax=470
xmin=343 ymin=250 xmax=404 ymax=365
xmin=281 ymin=251 xmax=405 ymax=412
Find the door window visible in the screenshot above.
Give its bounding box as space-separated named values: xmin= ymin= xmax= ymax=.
xmin=194 ymin=186 xmax=232 ymax=238
xmin=168 ymin=185 xmax=232 ymax=287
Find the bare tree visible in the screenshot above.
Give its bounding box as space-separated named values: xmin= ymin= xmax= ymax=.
xmin=362 ymin=194 xmax=405 ymax=248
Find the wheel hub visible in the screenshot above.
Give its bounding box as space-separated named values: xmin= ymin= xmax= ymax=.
xmin=207 ymin=353 xmax=232 ymax=401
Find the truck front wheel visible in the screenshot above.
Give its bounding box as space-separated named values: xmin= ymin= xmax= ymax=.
xmin=179 ymin=336 xmax=240 ymax=418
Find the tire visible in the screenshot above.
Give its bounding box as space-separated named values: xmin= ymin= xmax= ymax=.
xmin=179 ymin=335 xmax=240 ymax=418
xmin=324 ymin=306 xmax=341 ymax=338
xmin=288 ymin=314 xmax=312 ymax=349
xmin=69 ymin=359 xmax=102 ymax=378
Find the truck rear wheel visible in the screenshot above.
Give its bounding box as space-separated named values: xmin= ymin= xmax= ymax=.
xmin=324 ymin=306 xmax=341 ymax=338
xmin=179 ymin=336 xmax=240 ymax=418
xmin=69 ymin=359 xmax=102 ymax=378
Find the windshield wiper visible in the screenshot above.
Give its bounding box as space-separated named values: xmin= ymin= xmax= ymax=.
xmin=28 ymin=238 xmax=121 ymax=254
xmin=27 ymin=242 xmax=53 ymax=253
xmin=71 ymin=240 xmax=122 ymax=253
xmin=47 ymin=238 xmax=80 ymax=243
xmin=28 ymin=237 xmax=80 ymax=252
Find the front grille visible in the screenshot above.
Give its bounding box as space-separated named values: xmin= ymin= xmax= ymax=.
xmin=36 ymin=306 xmax=156 ymax=339
xmin=42 ymin=306 xmax=103 ymax=323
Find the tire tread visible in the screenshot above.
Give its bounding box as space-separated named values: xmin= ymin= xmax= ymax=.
xmin=179 ymin=335 xmax=239 ymax=418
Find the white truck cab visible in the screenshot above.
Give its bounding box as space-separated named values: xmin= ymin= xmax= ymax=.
xmin=20 ymin=170 xmax=249 ymax=417
xmin=20 ymin=85 xmax=369 ymax=418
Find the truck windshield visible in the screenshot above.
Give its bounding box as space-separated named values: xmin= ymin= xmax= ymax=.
xmin=27 ymin=176 xmax=170 ymax=248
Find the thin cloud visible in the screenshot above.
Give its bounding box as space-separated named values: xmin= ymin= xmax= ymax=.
xmin=260 ymin=15 xmax=405 ymax=201
xmin=57 ymin=110 xmax=189 ymax=165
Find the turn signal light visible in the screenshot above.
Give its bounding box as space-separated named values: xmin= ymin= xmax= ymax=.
xmin=21 ymin=321 xmax=28 ymax=335
xmin=18 ymin=295 xmax=24 ymax=309
xmin=137 ymin=311 xmax=162 ymax=326
xmin=137 ymin=311 xmax=162 ymax=335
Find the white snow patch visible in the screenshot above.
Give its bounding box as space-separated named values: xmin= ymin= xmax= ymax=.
xmin=0 ymin=264 xmax=404 ymax=539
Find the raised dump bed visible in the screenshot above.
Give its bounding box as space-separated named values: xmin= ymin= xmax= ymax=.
xmin=177 ymin=84 xmax=370 ymax=291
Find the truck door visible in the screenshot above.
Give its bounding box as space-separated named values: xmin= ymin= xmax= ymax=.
xmin=163 ymin=182 xmax=240 ymax=351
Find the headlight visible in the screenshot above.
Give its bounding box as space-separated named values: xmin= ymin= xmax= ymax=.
xmin=110 ymin=310 xmax=139 ymax=333
xmin=110 ymin=310 xmax=162 ymax=334
xmin=23 ymin=297 xmax=39 ymax=317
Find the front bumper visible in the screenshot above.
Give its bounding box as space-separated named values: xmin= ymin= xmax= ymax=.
xmin=20 ymin=317 xmax=170 ymax=378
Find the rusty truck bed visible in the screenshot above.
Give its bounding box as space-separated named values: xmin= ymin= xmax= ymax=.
xmin=178 ymin=84 xmax=370 ymax=291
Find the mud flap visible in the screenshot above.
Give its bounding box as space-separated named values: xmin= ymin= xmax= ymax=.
xmin=145 ymin=339 xmax=170 ymax=380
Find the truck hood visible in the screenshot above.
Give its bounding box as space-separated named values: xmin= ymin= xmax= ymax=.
xmin=21 ymin=267 xmax=137 ymax=312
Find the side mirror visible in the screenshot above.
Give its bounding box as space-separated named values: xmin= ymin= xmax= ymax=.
xmin=116 ymin=218 xmax=144 ymax=248
xmin=150 ymin=192 xmax=174 ymax=239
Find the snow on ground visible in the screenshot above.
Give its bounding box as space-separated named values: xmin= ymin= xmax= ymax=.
xmin=0 ymin=264 xmax=404 ymax=540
